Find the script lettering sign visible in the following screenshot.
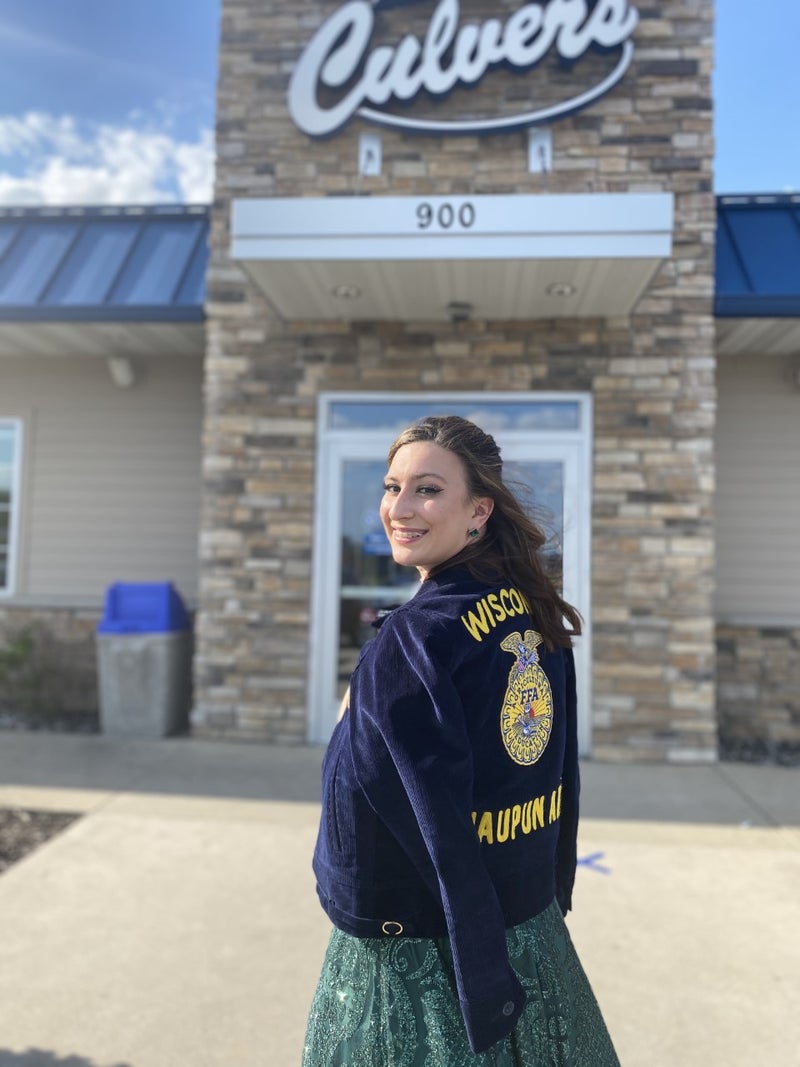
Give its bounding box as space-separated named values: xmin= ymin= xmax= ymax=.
xmin=288 ymin=0 xmax=639 ymax=137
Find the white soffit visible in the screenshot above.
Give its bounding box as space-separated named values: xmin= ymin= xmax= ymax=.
xmin=716 ymin=317 xmax=800 ymax=357
xmin=0 ymin=321 xmax=205 ymax=358
xmin=231 ymin=193 xmax=673 ymax=322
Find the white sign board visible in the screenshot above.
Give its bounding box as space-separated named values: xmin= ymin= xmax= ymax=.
xmin=288 ymin=0 xmax=639 ymax=137
xmin=232 ymin=192 xmax=673 ymax=259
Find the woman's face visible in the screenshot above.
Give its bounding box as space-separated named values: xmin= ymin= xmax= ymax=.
xmin=380 ymin=441 xmax=493 ymax=579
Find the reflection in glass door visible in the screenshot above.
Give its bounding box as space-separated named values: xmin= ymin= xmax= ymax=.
xmin=505 ymin=460 xmax=565 ymax=590
xmin=337 ymin=460 xmax=418 ymax=698
xmin=310 ymin=394 xmax=592 ymax=753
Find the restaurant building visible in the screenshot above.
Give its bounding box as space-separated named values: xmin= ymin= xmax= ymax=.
xmin=1 ymin=0 xmax=798 ymax=761
xmin=197 ymin=0 xmax=719 ymax=760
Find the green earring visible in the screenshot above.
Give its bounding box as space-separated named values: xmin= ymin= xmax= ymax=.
xmin=468 ymin=528 xmax=479 ymax=538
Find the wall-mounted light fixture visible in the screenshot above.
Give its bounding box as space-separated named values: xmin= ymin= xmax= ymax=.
xmin=106 ymin=355 xmax=136 ymax=389
xmin=331 ymin=283 xmax=362 ymax=301
xmin=528 ymin=128 xmax=553 ymax=174
xmin=545 ymin=282 xmax=577 ymax=298
xmin=446 ymin=301 xmax=473 ymax=323
xmin=358 ymin=132 xmax=382 ymax=176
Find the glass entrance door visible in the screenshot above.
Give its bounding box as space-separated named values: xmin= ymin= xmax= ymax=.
xmin=309 ymin=395 xmax=592 ymax=752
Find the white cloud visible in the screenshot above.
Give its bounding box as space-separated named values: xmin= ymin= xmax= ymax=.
xmin=0 ymin=113 xmax=86 ymax=160
xmin=173 ymin=130 xmax=216 ymax=202
xmin=0 ymin=111 xmax=215 ymax=205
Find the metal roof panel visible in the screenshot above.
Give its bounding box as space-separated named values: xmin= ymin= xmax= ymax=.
xmin=44 ymin=221 xmax=140 ymax=306
xmin=0 ymin=205 xmax=208 ymax=321
xmin=0 ymin=221 xmax=81 ymax=305
xmin=716 ymin=195 xmax=800 ymax=316
xmin=0 ymin=223 xmax=21 ymax=261
xmin=109 ymin=218 xmax=206 ymax=306
xmin=175 ymin=233 xmax=210 ymax=305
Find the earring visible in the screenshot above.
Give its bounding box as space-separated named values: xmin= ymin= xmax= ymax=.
xmin=468 ymin=528 xmax=479 ymax=539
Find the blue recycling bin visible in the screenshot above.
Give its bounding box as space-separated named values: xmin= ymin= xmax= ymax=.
xmin=96 ymin=582 xmax=192 ymax=738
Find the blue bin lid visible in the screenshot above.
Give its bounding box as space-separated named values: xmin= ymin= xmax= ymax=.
xmin=98 ymin=582 xmax=190 ymax=634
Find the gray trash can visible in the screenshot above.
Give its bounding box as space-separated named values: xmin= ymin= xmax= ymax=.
xmin=96 ymin=582 xmax=192 ymax=738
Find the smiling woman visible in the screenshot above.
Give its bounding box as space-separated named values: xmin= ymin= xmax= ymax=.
xmin=380 ymin=440 xmax=493 ymax=579
xmin=304 ymin=416 xmax=616 ymax=1064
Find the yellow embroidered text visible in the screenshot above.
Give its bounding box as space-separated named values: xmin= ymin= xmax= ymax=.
xmin=460 ymin=587 xmax=532 ymax=642
xmin=471 ymin=785 xmax=563 ymax=846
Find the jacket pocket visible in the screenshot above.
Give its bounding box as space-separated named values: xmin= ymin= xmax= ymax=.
xmin=327 ymin=755 xmax=342 ymax=854
xmin=322 ymin=743 xmax=350 ymax=856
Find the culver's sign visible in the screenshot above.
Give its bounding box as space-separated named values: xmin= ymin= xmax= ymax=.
xmin=288 ymin=0 xmax=639 ymax=137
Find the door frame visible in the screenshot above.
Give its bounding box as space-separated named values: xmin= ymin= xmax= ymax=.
xmin=308 ymin=392 xmax=593 ymax=753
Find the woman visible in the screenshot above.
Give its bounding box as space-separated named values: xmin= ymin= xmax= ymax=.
xmin=304 ymin=416 xmax=618 ymax=1066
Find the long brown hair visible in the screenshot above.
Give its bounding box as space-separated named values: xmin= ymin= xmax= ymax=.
xmin=387 ymin=415 xmax=582 ymax=648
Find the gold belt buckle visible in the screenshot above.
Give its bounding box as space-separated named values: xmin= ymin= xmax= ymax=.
xmin=381 ymin=920 xmax=404 ymax=936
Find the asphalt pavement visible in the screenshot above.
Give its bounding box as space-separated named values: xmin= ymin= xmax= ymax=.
xmin=0 ymin=731 xmax=798 ymax=1067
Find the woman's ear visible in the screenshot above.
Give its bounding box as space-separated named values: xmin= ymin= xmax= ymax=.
xmin=472 ymin=497 xmax=494 ymax=528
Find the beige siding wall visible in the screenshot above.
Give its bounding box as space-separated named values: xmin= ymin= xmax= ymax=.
xmin=715 ymin=353 xmax=800 ymax=623
xmin=0 ymin=354 xmax=203 ymax=607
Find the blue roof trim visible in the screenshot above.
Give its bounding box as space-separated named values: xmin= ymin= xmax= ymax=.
xmin=715 ymin=295 xmax=800 ymax=318
xmin=0 ymin=305 xmax=205 ymax=323
xmin=715 ymin=194 xmax=800 ymax=318
xmin=0 ymin=204 xmax=209 ymax=322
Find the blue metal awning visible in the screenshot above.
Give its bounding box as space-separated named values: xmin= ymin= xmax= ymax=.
xmin=716 ymin=194 xmax=800 ymax=318
xmin=0 ymin=204 xmax=209 ymax=323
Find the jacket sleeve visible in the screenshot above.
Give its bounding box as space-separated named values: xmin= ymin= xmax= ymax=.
xmin=555 ymin=646 xmax=580 ymax=915
xmin=348 ymin=612 xmax=526 ymax=1054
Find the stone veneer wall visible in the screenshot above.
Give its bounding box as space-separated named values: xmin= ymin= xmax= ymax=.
xmin=195 ymin=0 xmax=716 ymax=759
xmin=717 ymin=624 xmax=800 ymax=756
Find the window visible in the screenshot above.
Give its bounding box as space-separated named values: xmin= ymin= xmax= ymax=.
xmin=0 ymin=420 xmax=22 ymax=594
xmin=328 ymin=397 xmax=581 ymax=432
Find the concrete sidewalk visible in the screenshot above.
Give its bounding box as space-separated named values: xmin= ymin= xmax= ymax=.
xmin=0 ymin=733 xmax=798 ymax=1067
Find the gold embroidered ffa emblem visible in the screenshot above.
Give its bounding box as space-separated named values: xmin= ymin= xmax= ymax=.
xmin=499 ymin=630 xmax=553 ymax=765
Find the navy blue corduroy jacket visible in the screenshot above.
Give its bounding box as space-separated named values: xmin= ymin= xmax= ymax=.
xmin=313 ymin=566 xmax=580 ymax=1054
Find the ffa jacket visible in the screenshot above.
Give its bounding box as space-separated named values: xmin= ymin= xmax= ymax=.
xmin=313 ymin=566 xmax=580 ymax=1054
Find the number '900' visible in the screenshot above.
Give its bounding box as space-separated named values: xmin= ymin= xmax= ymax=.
xmin=416 ymin=201 xmax=476 ymax=230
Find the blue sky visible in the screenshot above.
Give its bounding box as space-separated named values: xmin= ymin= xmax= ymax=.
xmin=0 ymin=0 xmax=219 ymax=203
xmin=0 ymin=0 xmax=796 ymax=204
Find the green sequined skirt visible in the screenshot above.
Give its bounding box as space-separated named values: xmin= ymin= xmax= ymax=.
xmin=302 ymin=900 xmax=619 ymax=1066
